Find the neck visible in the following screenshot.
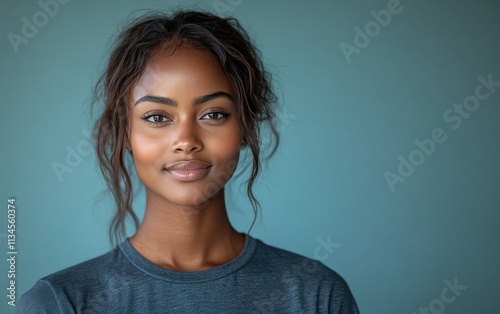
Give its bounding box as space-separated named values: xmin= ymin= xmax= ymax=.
xmin=129 ymin=188 xmax=245 ymax=271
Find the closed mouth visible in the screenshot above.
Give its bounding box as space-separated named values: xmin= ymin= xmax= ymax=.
xmin=163 ymin=160 xmax=212 ymax=181
xmin=165 ymin=160 xmax=212 ymax=171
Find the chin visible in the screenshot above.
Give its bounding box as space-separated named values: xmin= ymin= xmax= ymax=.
xmin=162 ymin=188 xmax=222 ymax=208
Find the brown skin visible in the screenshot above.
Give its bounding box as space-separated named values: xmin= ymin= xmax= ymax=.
xmin=127 ymin=45 xmax=246 ymax=272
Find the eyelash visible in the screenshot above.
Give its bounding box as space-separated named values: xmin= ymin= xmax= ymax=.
xmin=141 ymin=113 xmax=169 ymax=125
xmin=141 ymin=111 xmax=230 ymax=126
xmin=200 ymin=111 xmax=230 ymax=121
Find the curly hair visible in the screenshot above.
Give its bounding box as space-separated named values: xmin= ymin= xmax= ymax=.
xmin=91 ymin=10 xmax=279 ymax=246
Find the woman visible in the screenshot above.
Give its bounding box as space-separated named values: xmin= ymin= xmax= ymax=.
xmin=16 ymin=10 xmax=359 ymax=313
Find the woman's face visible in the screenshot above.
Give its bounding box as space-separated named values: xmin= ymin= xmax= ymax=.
xmin=128 ymin=45 xmax=243 ymax=207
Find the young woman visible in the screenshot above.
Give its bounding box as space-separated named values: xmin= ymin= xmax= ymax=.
xmin=16 ymin=10 xmax=359 ymax=313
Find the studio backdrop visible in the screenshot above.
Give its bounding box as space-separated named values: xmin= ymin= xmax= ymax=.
xmin=1 ymin=0 xmax=499 ymax=313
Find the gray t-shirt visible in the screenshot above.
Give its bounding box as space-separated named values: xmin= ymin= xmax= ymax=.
xmin=15 ymin=234 xmax=359 ymax=313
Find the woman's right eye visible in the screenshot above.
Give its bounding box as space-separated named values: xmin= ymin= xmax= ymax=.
xmin=142 ymin=114 xmax=170 ymax=125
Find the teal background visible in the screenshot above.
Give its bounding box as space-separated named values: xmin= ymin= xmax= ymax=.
xmin=1 ymin=0 xmax=499 ymax=313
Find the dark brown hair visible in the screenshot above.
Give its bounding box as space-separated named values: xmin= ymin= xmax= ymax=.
xmin=91 ymin=10 xmax=279 ymax=246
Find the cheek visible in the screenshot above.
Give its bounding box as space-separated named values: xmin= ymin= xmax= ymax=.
xmin=129 ymin=127 xmax=167 ymax=173
xmin=208 ymin=127 xmax=242 ymax=171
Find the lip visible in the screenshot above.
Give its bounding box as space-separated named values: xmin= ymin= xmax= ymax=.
xmin=165 ymin=160 xmax=212 ymax=182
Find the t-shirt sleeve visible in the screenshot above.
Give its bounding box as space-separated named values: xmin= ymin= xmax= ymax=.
xmin=14 ymin=280 xmax=61 ymax=314
xmin=330 ymin=286 xmax=360 ymax=313
xmin=327 ymin=272 xmax=360 ymax=314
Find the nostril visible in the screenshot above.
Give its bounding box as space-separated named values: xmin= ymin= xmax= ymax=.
xmin=172 ymin=141 xmax=202 ymax=153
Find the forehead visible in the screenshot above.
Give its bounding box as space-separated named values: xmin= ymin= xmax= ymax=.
xmin=132 ymin=45 xmax=233 ymax=103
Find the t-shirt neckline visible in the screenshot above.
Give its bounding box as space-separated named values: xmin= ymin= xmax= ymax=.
xmin=118 ymin=234 xmax=256 ymax=283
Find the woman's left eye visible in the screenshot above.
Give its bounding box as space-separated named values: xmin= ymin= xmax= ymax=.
xmin=201 ymin=112 xmax=229 ymax=120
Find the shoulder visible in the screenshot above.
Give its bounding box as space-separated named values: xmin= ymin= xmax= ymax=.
xmin=39 ymin=246 xmax=121 ymax=291
xmin=16 ymin=247 xmax=122 ymax=313
xmin=14 ymin=280 xmax=58 ymax=314
xmin=251 ymin=236 xmax=348 ymax=285
xmin=249 ymin=236 xmax=360 ymax=313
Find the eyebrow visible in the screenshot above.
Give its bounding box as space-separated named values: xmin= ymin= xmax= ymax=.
xmin=134 ymin=91 xmax=233 ymax=107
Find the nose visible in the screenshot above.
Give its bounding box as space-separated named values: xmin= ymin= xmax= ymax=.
xmin=171 ymin=121 xmax=203 ymax=154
